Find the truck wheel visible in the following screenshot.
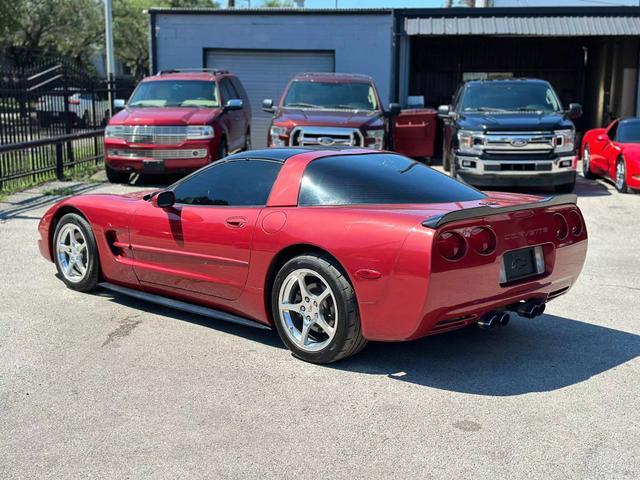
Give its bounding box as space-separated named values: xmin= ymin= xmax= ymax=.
xmin=582 ymin=145 xmax=597 ymax=179
xmin=442 ymin=138 xmax=451 ymax=172
xmin=218 ymin=138 xmax=228 ymax=159
xmin=53 ymin=213 xmax=100 ymax=292
xmin=555 ymin=180 xmax=576 ymax=193
xmin=105 ymin=165 xmax=130 ymax=184
xmin=271 ymin=254 xmax=367 ymax=364
xmin=615 ymin=157 xmax=629 ymax=193
xmin=244 ymin=130 xmax=252 ymax=151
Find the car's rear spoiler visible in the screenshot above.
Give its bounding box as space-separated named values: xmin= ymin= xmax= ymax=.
xmin=421 ymin=194 xmax=578 ymax=229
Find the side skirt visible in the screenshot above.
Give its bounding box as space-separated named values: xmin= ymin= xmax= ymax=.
xmin=99 ymin=282 xmax=272 ymax=330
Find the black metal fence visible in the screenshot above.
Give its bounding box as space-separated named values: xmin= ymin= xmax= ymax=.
xmin=0 ymin=60 xmax=135 ymax=191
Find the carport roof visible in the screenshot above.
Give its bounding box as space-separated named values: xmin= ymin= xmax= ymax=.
xmin=402 ymin=7 xmax=640 ymax=37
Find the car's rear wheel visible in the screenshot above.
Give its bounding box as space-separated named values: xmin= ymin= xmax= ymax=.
xmin=53 ymin=213 xmax=99 ymax=292
xmin=271 ymin=254 xmax=367 ymax=364
xmin=105 ymin=165 xmax=130 ymax=184
xmin=615 ymin=157 xmax=629 ymax=193
xmin=582 ymin=145 xmax=597 ymax=179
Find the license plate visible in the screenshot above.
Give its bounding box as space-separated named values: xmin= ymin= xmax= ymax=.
xmin=142 ymin=160 xmax=164 ymax=173
xmin=501 ymin=246 xmax=544 ymax=283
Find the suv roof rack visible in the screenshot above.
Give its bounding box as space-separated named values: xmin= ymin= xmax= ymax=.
xmin=156 ymin=68 xmax=230 ymax=76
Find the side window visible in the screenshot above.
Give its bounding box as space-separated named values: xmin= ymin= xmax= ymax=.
xmin=230 ymin=77 xmax=248 ymax=102
xmin=219 ymin=79 xmax=238 ymax=103
xmin=607 ymin=121 xmax=618 ymax=140
xmin=173 ymin=159 xmax=282 ymax=206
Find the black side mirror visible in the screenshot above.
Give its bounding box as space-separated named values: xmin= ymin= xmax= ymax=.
xmin=153 ymin=190 xmax=175 ymax=208
xmin=385 ymin=103 xmax=401 ymax=117
xmin=437 ymin=105 xmax=452 ymax=118
xmin=224 ymin=99 xmax=243 ymax=111
xmin=262 ymin=98 xmax=275 ymax=113
xmin=567 ymin=103 xmax=582 ymax=120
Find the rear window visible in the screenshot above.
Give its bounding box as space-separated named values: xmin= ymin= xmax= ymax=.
xmin=299 ymin=154 xmax=486 ymax=206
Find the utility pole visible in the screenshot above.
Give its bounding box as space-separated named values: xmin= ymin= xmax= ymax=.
xmin=104 ymin=0 xmax=116 ymax=115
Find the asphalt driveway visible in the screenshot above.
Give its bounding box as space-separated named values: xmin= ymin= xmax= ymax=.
xmin=1 ymin=170 xmax=638 ymax=479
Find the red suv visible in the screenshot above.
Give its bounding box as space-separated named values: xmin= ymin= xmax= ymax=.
xmin=104 ymin=69 xmax=251 ymax=183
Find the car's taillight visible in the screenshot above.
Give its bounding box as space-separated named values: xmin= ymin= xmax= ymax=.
xmin=553 ymin=213 xmax=568 ymax=240
xmin=69 ymin=98 xmax=80 ymax=105
xmin=469 ymin=227 xmax=496 ymax=255
xmin=436 ymin=231 xmax=466 ymax=261
xmin=567 ymin=210 xmax=583 ymax=236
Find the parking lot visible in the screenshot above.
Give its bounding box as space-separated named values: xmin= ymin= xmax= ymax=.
xmin=0 ymin=168 xmax=638 ymax=479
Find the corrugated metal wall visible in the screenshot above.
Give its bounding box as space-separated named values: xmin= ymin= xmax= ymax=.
xmin=206 ymin=50 xmax=335 ymax=148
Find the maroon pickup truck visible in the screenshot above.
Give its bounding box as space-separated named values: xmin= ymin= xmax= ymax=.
xmin=262 ymin=72 xmax=435 ymax=160
xmin=104 ymin=69 xmax=251 ymax=183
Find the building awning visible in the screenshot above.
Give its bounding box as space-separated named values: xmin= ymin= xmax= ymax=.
xmin=404 ymin=15 xmax=640 ymax=37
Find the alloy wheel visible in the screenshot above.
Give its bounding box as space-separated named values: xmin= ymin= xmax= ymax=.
xmin=278 ymin=268 xmax=338 ymax=352
xmin=56 ymin=223 xmax=89 ymax=283
xmin=616 ymin=159 xmax=626 ymax=191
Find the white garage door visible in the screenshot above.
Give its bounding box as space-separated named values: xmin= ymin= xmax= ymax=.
xmin=205 ymin=50 xmax=335 ymax=148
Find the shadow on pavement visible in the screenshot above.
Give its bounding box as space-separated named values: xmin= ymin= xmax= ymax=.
xmin=333 ymin=314 xmax=640 ymax=396
xmin=0 ymin=183 xmax=102 ymax=221
xmin=93 ymin=288 xmax=284 ymax=350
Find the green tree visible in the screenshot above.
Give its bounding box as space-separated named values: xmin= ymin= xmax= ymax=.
xmin=0 ymin=0 xmax=103 ymax=68
xmin=261 ymin=0 xmax=294 ymax=6
xmin=113 ymin=0 xmax=219 ymax=79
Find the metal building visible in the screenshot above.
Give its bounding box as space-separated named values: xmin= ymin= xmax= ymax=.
xmin=149 ymin=6 xmax=640 ymax=149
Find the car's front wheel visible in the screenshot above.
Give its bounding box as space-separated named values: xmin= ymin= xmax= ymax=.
xmin=582 ymin=145 xmax=597 ymax=179
xmin=271 ymin=254 xmax=367 ymax=364
xmin=53 ymin=213 xmax=99 ymax=292
xmin=615 ymin=157 xmax=629 ymax=193
xmin=105 ymin=165 xmax=130 ymax=184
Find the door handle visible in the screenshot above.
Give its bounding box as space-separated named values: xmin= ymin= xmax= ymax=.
xmin=225 ymin=216 xmax=247 ymax=228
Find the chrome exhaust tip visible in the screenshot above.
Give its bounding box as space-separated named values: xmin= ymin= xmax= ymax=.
xmin=478 ymin=312 xmax=499 ymax=330
xmin=515 ymin=300 xmax=545 ymax=319
xmin=499 ymin=312 xmax=510 ymax=327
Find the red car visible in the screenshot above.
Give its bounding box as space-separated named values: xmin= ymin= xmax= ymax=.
xmin=262 ymin=72 xmax=436 ymax=160
xmin=582 ymin=117 xmax=640 ymax=193
xmin=38 ymin=148 xmax=587 ymax=363
xmin=104 ymin=69 xmax=251 ymax=183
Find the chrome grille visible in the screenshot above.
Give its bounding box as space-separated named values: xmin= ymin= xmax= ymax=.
xmin=109 ymin=125 xmax=190 ymax=144
xmin=290 ymin=126 xmax=364 ymax=147
xmin=108 ymin=148 xmax=208 ymax=160
xmin=483 ymin=131 xmax=555 ymax=155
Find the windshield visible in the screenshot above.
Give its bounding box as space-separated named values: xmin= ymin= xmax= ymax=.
xmin=128 ymin=80 xmax=220 ymax=108
xmin=283 ymin=81 xmax=378 ymax=111
xmin=460 ymin=82 xmax=562 ymax=113
xmin=617 ymin=121 xmax=640 ymax=143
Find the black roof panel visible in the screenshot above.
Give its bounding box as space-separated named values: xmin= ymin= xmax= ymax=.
xmin=226 ymin=148 xmax=314 ymax=163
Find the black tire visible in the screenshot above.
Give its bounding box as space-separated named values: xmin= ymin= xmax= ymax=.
xmin=218 ymin=137 xmax=228 ymax=159
xmin=52 ymin=213 xmax=100 ymax=292
xmin=442 ymin=138 xmax=451 ymax=172
xmin=244 ymin=129 xmax=252 ymax=151
xmin=615 ymin=157 xmax=629 ymax=193
xmin=555 ymin=181 xmax=576 ymax=193
xmin=105 ymin=164 xmax=130 ymax=184
xmin=271 ymin=254 xmax=367 ymax=364
xmin=582 ymin=145 xmax=597 ymax=179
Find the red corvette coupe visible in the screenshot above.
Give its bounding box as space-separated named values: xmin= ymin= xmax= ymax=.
xmin=38 ymin=148 xmax=588 ymax=363
xmin=582 ymin=117 xmax=640 ymax=193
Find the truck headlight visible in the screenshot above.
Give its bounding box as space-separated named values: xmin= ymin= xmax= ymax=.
xmin=186 ymin=125 xmax=214 ymax=140
xmin=270 ymin=125 xmax=288 ymax=147
xmin=365 ymin=129 xmax=385 ymax=150
xmin=554 ymin=129 xmax=575 ymax=153
xmin=457 ymin=130 xmax=483 ymax=155
xmin=105 ymin=125 xmax=125 ymax=138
